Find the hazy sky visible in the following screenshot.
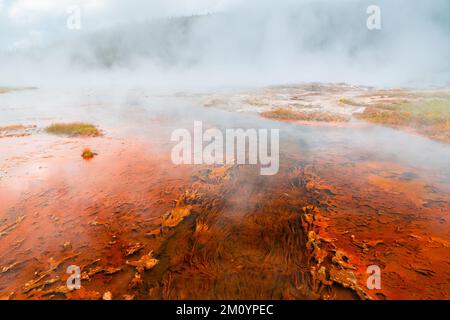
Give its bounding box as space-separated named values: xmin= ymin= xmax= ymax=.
xmin=0 ymin=0 xmax=235 ymax=49
xmin=0 ymin=0 xmax=449 ymax=88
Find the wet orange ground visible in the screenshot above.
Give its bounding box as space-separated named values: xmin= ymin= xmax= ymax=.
xmin=0 ymin=119 xmax=449 ymax=300
xmin=296 ymin=156 xmax=450 ymax=299
xmin=0 ymin=133 xmax=197 ymax=299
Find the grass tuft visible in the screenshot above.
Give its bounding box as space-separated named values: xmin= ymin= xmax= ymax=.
xmin=46 ymin=122 xmax=100 ymax=137
xmin=81 ymin=148 xmax=96 ymax=159
xmin=261 ymin=107 xmax=348 ymax=122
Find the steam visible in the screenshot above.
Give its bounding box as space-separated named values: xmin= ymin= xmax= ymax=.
xmin=0 ymin=0 xmax=449 ymax=88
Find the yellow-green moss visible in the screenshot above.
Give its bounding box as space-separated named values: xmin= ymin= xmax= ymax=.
xmin=46 ymin=123 xmax=100 ymax=137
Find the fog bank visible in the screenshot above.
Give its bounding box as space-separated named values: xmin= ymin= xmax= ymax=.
xmin=1 ymin=0 xmax=449 ymax=89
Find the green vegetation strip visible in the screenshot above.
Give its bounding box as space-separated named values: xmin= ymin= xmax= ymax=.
xmin=46 ymin=123 xmax=100 ymax=137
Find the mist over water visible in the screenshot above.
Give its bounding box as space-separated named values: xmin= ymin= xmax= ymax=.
xmin=0 ymin=0 xmax=449 ymax=88
xmin=1 ymin=2 xmax=450 ymax=303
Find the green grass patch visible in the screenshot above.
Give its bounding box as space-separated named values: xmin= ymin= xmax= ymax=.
xmin=46 ymin=122 xmax=100 ymax=137
xmin=363 ymin=98 xmax=450 ymax=126
xmin=358 ymin=98 xmax=450 ymax=143
xmin=261 ymin=107 xmax=348 ymax=122
xmin=388 ymin=99 xmax=450 ymax=125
